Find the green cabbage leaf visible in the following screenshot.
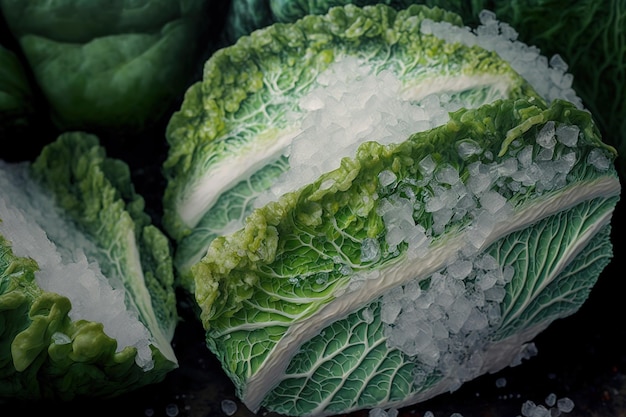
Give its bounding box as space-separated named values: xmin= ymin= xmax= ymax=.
xmin=163 ymin=4 xmax=542 ymax=291
xmin=0 ymin=132 xmax=178 ymax=400
xmin=0 ymin=0 xmax=212 ymax=132
xmin=193 ymin=97 xmax=619 ymax=416
xmin=163 ymin=3 xmax=620 ymax=415
xmin=223 ymin=0 xmax=626 ymax=181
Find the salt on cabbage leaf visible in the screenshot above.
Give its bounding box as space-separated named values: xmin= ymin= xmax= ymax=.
xmin=163 ymin=4 xmax=544 ymax=292
xmin=224 ymin=0 xmax=626 ymax=180
xmin=469 ymin=0 xmax=626 ymax=180
xmin=193 ymin=97 xmax=620 ymax=416
xmin=0 ymin=132 xmax=178 ymax=400
xmin=162 ymin=3 xmax=620 ymax=416
xmin=0 ymin=0 xmax=213 ymax=132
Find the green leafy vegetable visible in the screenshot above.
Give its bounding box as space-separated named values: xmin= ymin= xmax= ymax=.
xmin=0 ymin=0 xmax=212 ymax=132
xmin=194 ymin=97 xmax=619 ymax=416
xmin=0 ymin=132 xmax=178 ymax=400
xmin=223 ymin=0 xmax=626 ymax=178
xmin=163 ymin=4 xmax=542 ymax=292
xmin=162 ymin=3 xmax=620 ymax=415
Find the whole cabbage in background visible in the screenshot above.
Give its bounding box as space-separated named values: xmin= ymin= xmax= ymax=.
xmin=164 ymin=4 xmax=621 ymax=416
xmin=0 ymin=132 xmax=179 ymax=400
xmin=0 ymin=0 xmax=216 ymax=133
xmin=222 ymin=0 xmax=626 ymax=178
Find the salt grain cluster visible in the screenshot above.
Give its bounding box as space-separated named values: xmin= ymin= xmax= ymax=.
xmin=254 ymin=57 xmax=452 ymax=207
xmin=0 ymin=161 xmax=154 ymax=370
xmin=520 ymin=396 xmax=575 ymax=417
xmin=381 ymin=252 xmax=513 ymax=388
xmin=370 ymin=85 xmax=610 ymax=390
xmin=373 ymin=115 xmax=591 ymax=264
xmin=420 ymin=10 xmax=583 ymax=108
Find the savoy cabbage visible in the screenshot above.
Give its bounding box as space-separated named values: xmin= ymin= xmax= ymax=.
xmin=0 ymin=132 xmax=178 ymax=400
xmin=163 ymin=4 xmax=621 ymax=416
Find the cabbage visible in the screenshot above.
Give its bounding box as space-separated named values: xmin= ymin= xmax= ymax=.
xmin=224 ymin=0 xmax=626 ymax=180
xmin=0 ymin=0 xmax=213 ymax=132
xmin=162 ymin=4 xmax=621 ymax=416
xmin=163 ymin=4 xmax=543 ymax=291
xmin=195 ymin=97 xmax=619 ymax=416
xmin=0 ymin=132 xmax=178 ymax=400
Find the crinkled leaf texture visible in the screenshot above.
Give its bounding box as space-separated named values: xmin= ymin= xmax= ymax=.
xmin=163 ymin=3 xmax=539 ymax=292
xmin=0 ymin=132 xmax=178 ymax=400
xmin=192 ymin=98 xmax=620 ymax=416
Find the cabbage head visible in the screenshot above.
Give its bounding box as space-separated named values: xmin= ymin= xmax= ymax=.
xmin=164 ymin=4 xmax=620 ymax=416
xmin=0 ymin=132 xmax=178 ymax=400
xmin=0 ymin=0 xmax=213 ymax=132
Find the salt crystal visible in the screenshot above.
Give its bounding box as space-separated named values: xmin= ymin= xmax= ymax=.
xmin=165 ymin=403 xmax=179 ymax=417
xmin=381 ymin=300 xmax=402 ymax=324
xmin=436 ymin=164 xmax=460 ymax=185
xmin=361 ymin=238 xmax=381 ymax=263
xmin=477 ymin=271 xmax=499 ymax=290
xmin=556 ymin=397 xmax=575 ymax=413
xmin=517 ymin=145 xmax=534 ymax=168
xmin=556 ymin=125 xmax=579 ymax=147
xmin=462 ymin=307 xmax=489 ymax=331
xmin=466 ymin=211 xmax=494 ymax=249
xmin=545 ymin=393 xmax=557 ymax=407
xmin=448 ymin=260 xmax=473 ymax=280
xmin=419 ymin=154 xmax=437 ymax=176
xmin=549 ymin=54 xmax=569 ymax=72
xmin=221 ymin=399 xmax=238 ymax=416
xmin=403 ymin=280 xmax=422 ymax=301
xmin=499 ymin=22 xmax=518 ymax=41
xmin=338 ymin=264 xmax=352 ymax=276
xmin=537 ymin=147 xmax=554 ymax=161
xmin=587 ymin=149 xmax=611 ymax=171
xmin=484 ymin=286 xmax=506 ymax=302
xmin=479 ymin=190 xmax=507 ymax=214
xmin=497 ymin=158 xmax=518 ymax=176
xmin=432 ymin=208 xmax=454 ymax=235
xmin=457 ymin=140 xmax=483 ymax=159
xmin=502 ymin=265 xmax=515 ymax=283
xmin=536 ymin=121 xmax=556 ymax=149
xmin=467 ymin=171 xmax=492 ymax=195
xmin=447 ymin=297 xmax=473 ymax=333
xmin=510 ymin=343 xmax=538 ymax=366
xmin=378 ymin=170 xmax=397 ymax=187
xmin=479 ymin=9 xmax=497 ymax=24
